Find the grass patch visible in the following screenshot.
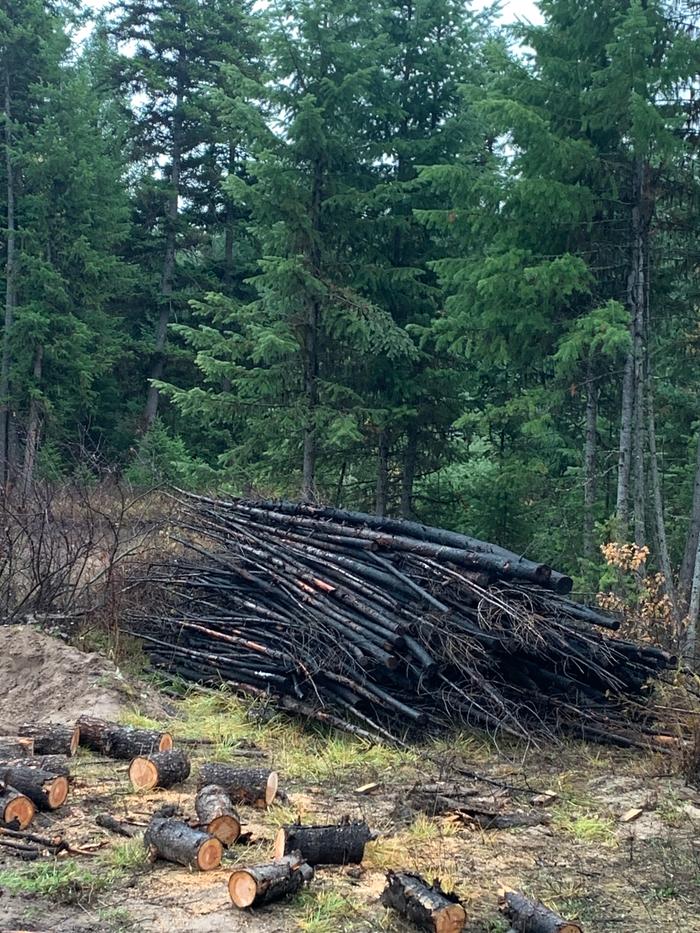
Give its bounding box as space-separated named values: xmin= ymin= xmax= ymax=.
xmin=0 ymin=859 xmax=122 ymax=905
xmin=295 ymin=889 xmax=363 ymax=933
xmin=553 ymin=810 xmax=617 ymax=846
xmin=102 ymin=836 xmax=150 ymax=872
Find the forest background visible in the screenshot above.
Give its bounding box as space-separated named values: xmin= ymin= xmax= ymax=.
xmin=3 ymin=0 xmax=700 ymax=656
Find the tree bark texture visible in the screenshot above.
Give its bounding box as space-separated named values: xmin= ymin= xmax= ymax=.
xmin=0 ymin=756 xmax=70 ymax=778
xmin=17 ymin=723 xmax=79 ymax=757
xmin=228 ymin=852 xmax=314 ymax=908
xmin=197 ymin=764 xmax=278 ymax=808
xmin=680 ymin=430 xmax=700 ymax=612
xmin=273 ymin=819 xmax=372 ymax=865
xmin=144 ymin=815 xmax=222 ymax=870
xmin=21 ymin=343 xmax=43 ymax=495
xmin=400 ymin=422 xmax=418 ymax=519
xmin=583 ymin=359 xmax=598 ymax=562
xmin=376 ymin=429 xmax=389 ymax=517
xmin=76 ymin=716 xmax=172 ymax=759
xmin=501 ymin=890 xmax=582 ymax=933
xmin=0 ymin=738 xmax=33 ymax=759
xmin=1 ymin=67 xmax=17 ymax=489
xmin=194 ymin=784 xmax=241 ymax=845
xmin=129 ymin=749 xmax=190 ymax=791
xmin=0 ymin=765 xmax=68 ymax=811
xmin=381 ymin=870 xmax=467 ymax=933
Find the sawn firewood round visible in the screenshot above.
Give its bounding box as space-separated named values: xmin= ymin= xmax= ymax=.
xmin=197 ymin=764 xmax=278 ymax=808
xmin=129 ymin=749 xmax=190 ymax=791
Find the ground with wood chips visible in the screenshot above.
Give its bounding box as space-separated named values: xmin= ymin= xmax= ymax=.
xmin=1 ymin=682 xmax=699 ymax=933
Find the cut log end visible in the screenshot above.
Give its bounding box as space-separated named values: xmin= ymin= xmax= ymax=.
xmin=228 ymin=869 xmax=258 ymax=908
xmin=2 ymin=793 xmax=36 ymax=829
xmin=435 ymin=903 xmax=467 ymax=933
xmin=129 ymin=757 xmax=159 ymax=791
xmin=208 ymin=814 xmax=240 ymax=846
xmin=265 ymin=770 xmax=278 ymax=806
xmin=196 ymin=836 xmax=223 ymax=871
xmin=159 ymin=733 xmax=173 ymax=752
xmin=47 ymin=776 xmax=69 ymax=809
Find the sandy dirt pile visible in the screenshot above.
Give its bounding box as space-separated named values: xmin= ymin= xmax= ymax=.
xmin=0 ymin=624 xmax=162 ymax=731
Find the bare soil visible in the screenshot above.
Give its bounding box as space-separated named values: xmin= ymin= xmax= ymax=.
xmin=0 ymin=624 xmax=165 ymax=732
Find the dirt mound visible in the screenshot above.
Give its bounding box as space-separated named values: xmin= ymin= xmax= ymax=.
xmin=0 ymin=624 xmax=163 ymax=732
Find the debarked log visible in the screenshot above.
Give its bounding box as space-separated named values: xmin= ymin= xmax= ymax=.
xmin=17 ymin=722 xmax=80 ymax=757
xmin=0 ymin=766 xmax=68 ymax=811
xmin=273 ymin=818 xmax=372 ymax=865
xmin=381 ymin=870 xmax=467 ymax=933
xmin=144 ymin=816 xmax=222 ymax=870
xmin=197 ymin=764 xmax=278 ymax=809
xmin=194 ymin=784 xmax=241 ymax=845
xmin=129 ymin=749 xmax=191 ymax=791
xmin=228 ymin=851 xmax=314 ymax=908
xmin=77 ymin=715 xmax=172 ymax=759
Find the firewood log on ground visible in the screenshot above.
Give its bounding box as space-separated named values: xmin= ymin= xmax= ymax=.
xmin=0 ymin=783 xmax=35 ymax=829
xmin=273 ymin=818 xmax=372 ymax=865
xmin=228 ymin=852 xmax=314 ymax=908
xmin=197 ymin=764 xmax=278 ymax=808
xmin=381 ymin=871 xmax=467 ymax=932
xmin=501 ymin=890 xmax=583 ymax=933
xmin=77 ymin=716 xmax=172 ymax=759
xmin=0 ymin=765 xmax=68 ymax=811
xmin=17 ymin=723 xmax=79 ymax=757
xmin=194 ymin=784 xmax=241 ymax=845
xmin=129 ymin=750 xmax=190 ymax=791
xmin=144 ymin=816 xmax=222 ymax=870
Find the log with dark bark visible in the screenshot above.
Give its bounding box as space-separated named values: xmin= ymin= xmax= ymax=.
xmin=0 ymin=783 xmax=35 ymax=829
xmin=129 ymin=749 xmax=190 ymax=791
xmin=381 ymin=871 xmax=467 ymax=933
xmin=77 ymin=716 xmax=172 ymax=759
xmin=501 ymin=890 xmax=583 ymax=933
xmin=197 ymin=764 xmax=278 ymax=809
xmin=273 ymin=818 xmax=372 ymax=865
xmin=0 ymin=756 xmax=71 ymax=778
xmin=17 ymin=723 xmax=80 ymax=757
xmin=228 ymin=851 xmax=314 ymax=908
xmin=194 ymin=784 xmax=241 ymax=845
xmin=143 ymin=816 xmax=222 ymax=870
xmin=126 ymin=493 xmax=677 ymax=748
xmin=0 ymin=766 xmax=68 ymax=811
xmin=0 ymin=737 xmax=34 ymax=759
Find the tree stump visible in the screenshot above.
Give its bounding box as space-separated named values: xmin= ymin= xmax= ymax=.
xmin=77 ymin=716 xmax=172 ymax=759
xmin=194 ymin=784 xmax=241 ymax=845
xmin=381 ymin=871 xmax=466 ymax=933
xmin=501 ymin=890 xmax=583 ymax=933
xmin=0 ymin=737 xmax=34 ymax=759
xmin=197 ymin=764 xmax=277 ymax=808
xmin=0 ymin=783 xmax=36 ymax=829
xmin=129 ymin=750 xmax=190 ymax=791
xmin=144 ymin=816 xmax=222 ymax=871
xmin=18 ymin=723 xmax=80 ymax=757
xmin=228 ymin=852 xmax=314 ymax=908
xmin=273 ymin=818 xmax=372 ymax=865
xmin=0 ymin=766 xmax=68 ymax=811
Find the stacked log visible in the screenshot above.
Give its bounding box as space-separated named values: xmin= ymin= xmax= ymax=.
xmin=126 ymin=494 xmax=675 ymax=746
xmin=17 ymin=723 xmax=79 ymax=757
xmin=0 ymin=765 xmax=68 ymax=811
xmin=0 ymin=783 xmax=35 ymax=829
xmin=194 ymin=785 xmax=241 ymax=845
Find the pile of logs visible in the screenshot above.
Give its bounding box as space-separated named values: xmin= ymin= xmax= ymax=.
xmin=128 ymin=494 xmax=675 ymax=747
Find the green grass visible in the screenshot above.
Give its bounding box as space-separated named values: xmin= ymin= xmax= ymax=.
xmin=102 ymin=836 xmax=150 ymax=872
xmin=0 ymin=859 xmax=122 ymax=904
xmin=295 ymin=889 xmax=364 ymax=933
xmin=553 ymin=810 xmax=617 ymax=846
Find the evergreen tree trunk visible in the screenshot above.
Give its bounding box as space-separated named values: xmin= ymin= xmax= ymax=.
xmin=143 ymin=44 xmax=185 ymax=431
xmin=301 ymin=156 xmax=323 ymax=502
xmin=617 ymin=158 xmax=650 ymax=542
xmin=375 ymin=429 xmax=389 ymax=517
xmin=400 ymin=423 xmax=418 ymax=519
xmin=583 ymin=358 xmax=598 ymax=562
xmin=685 ymin=534 xmax=700 ymax=670
xmin=647 ymin=378 xmax=677 ymax=620
xmin=223 ymin=142 xmax=236 ymax=289
xmin=21 ymin=344 xmax=43 ymax=496
xmin=1 ymin=68 xmax=17 ymax=491
xmin=679 ymin=430 xmax=700 ymax=613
